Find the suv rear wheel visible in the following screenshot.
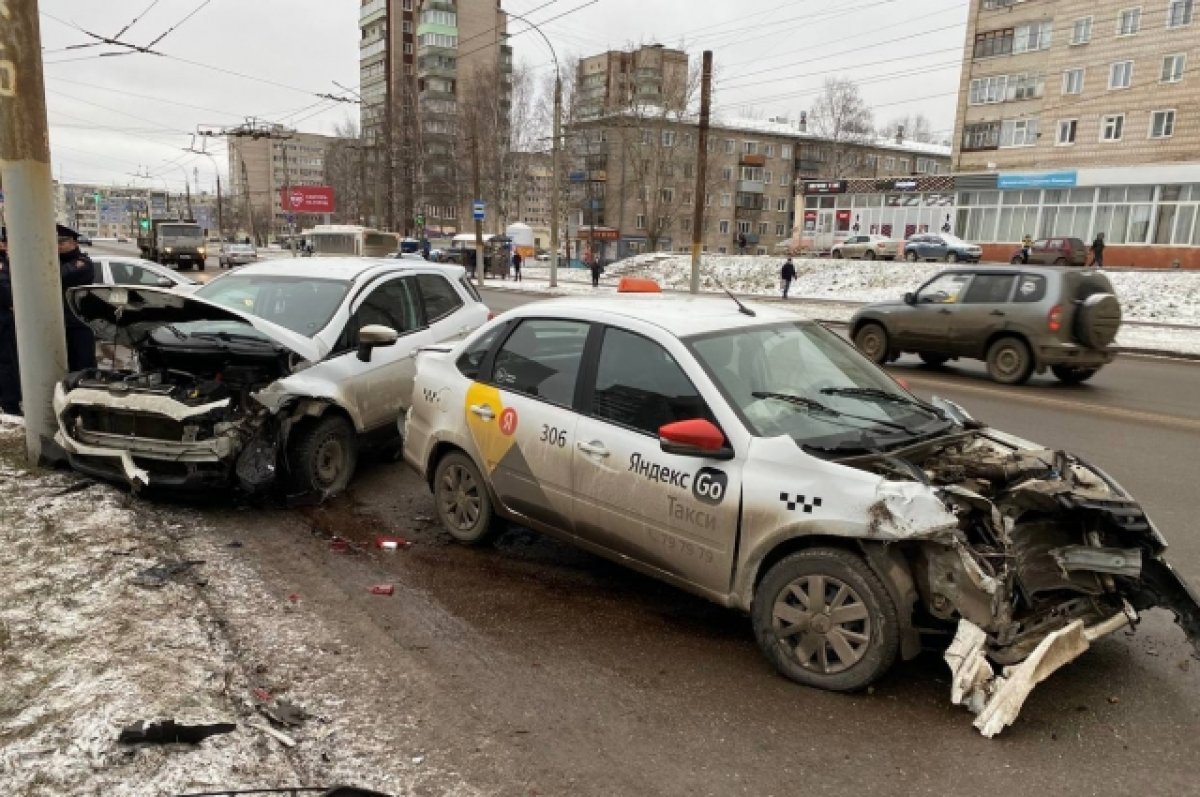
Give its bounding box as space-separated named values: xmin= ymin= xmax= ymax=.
xmin=986 ymin=336 xmax=1034 ymax=385
xmin=752 ymin=548 xmax=899 ymax=692
xmin=853 ymin=323 xmax=889 ymax=364
xmin=1051 ymin=365 xmax=1099 ymax=384
xmin=287 ymin=414 xmax=358 ymax=498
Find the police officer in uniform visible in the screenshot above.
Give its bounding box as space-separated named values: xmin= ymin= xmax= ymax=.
xmin=57 ymin=224 xmax=98 ymax=371
xmin=0 ymin=228 xmax=20 ymax=414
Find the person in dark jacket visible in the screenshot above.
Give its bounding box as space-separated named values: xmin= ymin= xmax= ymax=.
xmin=511 ymin=251 xmax=523 ymax=282
xmin=1089 ymin=232 xmax=1106 ymax=269
xmin=57 ymin=224 xmax=98 ymax=371
xmin=780 ymin=257 xmax=797 ymax=299
xmin=0 ymin=229 xmax=19 ymax=415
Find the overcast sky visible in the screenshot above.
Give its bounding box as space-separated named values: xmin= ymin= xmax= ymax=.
xmin=40 ymin=0 xmax=968 ymax=192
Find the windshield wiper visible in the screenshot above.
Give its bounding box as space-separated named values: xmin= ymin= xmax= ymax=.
xmin=819 ymin=386 xmax=947 ymax=418
xmin=751 ymin=391 xmax=913 ymax=433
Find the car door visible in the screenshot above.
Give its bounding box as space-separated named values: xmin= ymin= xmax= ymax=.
xmin=415 ymin=273 xmax=475 ymax=344
xmin=468 ymin=317 xmax=590 ymax=532
xmin=952 ymin=272 xmax=1018 ymax=356
xmin=902 ymin=271 xmax=972 ymax=350
xmin=107 ymin=259 xmax=169 ymax=288
xmin=306 ymin=275 xmax=431 ymax=432
xmin=571 ymin=325 xmax=740 ymax=595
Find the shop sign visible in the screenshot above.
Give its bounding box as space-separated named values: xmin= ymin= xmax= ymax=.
xmin=997 ymin=171 xmax=1077 ymax=189
xmin=803 ymin=180 xmax=847 ymax=195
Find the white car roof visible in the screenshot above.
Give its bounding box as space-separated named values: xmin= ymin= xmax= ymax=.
xmin=511 ymin=295 xmax=810 ymax=338
xmin=224 ymin=257 xmax=466 ymax=283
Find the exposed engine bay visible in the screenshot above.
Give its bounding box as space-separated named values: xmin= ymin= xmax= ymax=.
xmin=849 ymin=430 xmax=1200 ymax=735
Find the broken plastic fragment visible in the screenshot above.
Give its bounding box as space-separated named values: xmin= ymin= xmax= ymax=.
xmin=118 ymin=719 xmax=235 ymax=745
xmin=370 ymin=584 xmax=395 ymax=596
xmin=376 ymin=535 xmax=411 ymax=550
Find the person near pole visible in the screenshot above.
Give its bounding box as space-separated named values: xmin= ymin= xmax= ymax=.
xmin=780 ymin=256 xmax=797 ymax=299
xmin=587 ymin=249 xmax=601 ymax=288
xmin=1021 ymin=233 xmax=1033 ymax=264
xmin=57 ymin=224 xmax=98 ymax=371
xmin=0 ymin=229 xmax=20 ymax=415
xmin=511 ymin=250 xmax=523 ymax=282
xmin=1089 ymin=232 xmax=1106 ymax=269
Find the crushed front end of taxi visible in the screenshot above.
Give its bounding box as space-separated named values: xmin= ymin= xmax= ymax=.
xmin=852 ymin=427 xmax=1200 ymax=736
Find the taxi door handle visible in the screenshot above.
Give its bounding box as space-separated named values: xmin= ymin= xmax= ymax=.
xmin=577 ymin=440 xmax=610 ymax=458
xmin=938 ymin=308 xmax=952 ymax=315
xmin=989 ymin=310 xmax=1005 ymax=316
xmin=470 ymin=404 xmax=495 ymax=421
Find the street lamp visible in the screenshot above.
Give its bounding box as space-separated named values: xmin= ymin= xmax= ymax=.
xmin=185 ymin=145 xmax=225 ymax=241
xmin=505 ymin=10 xmax=563 ymax=288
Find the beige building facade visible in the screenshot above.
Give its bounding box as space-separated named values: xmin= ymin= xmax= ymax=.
xmin=576 ymin=45 xmax=690 ymax=120
xmin=227 ymin=127 xmax=340 ymax=242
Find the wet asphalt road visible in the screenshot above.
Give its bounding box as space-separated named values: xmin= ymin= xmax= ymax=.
xmin=97 ymin=249 xmax=1200 ymax=793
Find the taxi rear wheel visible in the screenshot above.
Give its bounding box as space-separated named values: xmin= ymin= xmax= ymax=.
xmin=434 ymin=451 xmax=499 ymax=545
xmin=752 ymin=548 xmax=899 ymax=692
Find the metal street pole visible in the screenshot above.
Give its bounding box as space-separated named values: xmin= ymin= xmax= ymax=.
xmin=690 ymin=50 xmax=713 ymax=295
xmin=0 ymin=0 xmax=70 ymax=462
xmin=471 ymin=135 xmax=484 ymax=288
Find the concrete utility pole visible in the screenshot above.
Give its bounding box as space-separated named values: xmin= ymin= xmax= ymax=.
xmin=690 ymin=50 xmax=713 ymax=295
xmin=383 ymin=0 xmax=395 ymax=233
xmin=0 ymin=0 xmax=70 ymax=463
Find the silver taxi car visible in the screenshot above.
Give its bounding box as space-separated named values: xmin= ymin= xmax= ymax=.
xmin=403 ymin=282 xmax=1198 ymax=736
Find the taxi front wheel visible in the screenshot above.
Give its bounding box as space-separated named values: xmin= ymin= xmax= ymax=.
xmin=434 ymin=451 xmax=501 ymax=545
xmin=751 ymin=548 xmax=899 ymax=692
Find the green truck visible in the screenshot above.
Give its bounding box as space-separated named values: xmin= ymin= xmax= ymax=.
xmin=137 ymin=219 xmax=208 ymax=270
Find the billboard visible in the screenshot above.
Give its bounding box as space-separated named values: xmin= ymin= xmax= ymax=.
xmin=280 ymin=186 xmax=335 ymax=213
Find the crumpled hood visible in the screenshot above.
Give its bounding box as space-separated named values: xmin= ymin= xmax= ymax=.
xmin=68 ymin=285 xmax=325 ymax=363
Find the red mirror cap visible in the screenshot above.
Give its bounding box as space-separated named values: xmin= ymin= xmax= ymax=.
xmin=659 ymin=419 xmax=725 ymax=451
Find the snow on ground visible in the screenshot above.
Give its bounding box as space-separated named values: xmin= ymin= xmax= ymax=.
xmin=489 ymin=259 xmax=1200 ymax=356
xmin=0 ymin=420 xmax=470 ymax=796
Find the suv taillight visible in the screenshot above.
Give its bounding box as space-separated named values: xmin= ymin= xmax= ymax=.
xmin=1047 ymin=304 xmax=1063 ymax=332
xmin=487 ymin=311 xmax=495 ymax=321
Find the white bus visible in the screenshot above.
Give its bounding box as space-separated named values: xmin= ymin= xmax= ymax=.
xmin=308 ymin=225 xmax=399 ymax=257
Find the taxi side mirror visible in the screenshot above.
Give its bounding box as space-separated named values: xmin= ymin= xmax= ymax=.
xmin=357 ymin=324 xmax=399 ymax=362
xmin=659 ymin=419 xmax=734 ymax=460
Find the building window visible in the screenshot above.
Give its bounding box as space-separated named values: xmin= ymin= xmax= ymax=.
xmin=403 ymin=42 xmax=413 ymax=54
xmin=1117 ymin=7 xmax=1142 ymax=36
xmin=720 ymin=192 xmax=731 ymax=207
xmin=898 ymin=158 xmax=909 ymax=172
xmin=661 ymin=130 xmax=676 ymax=147
xmin=776 ymin=197 xmax=789 ymax=212
xmin=1013 ymin=21 xmax=1052 ymax=53
xmin=1150 ymin=110 xmax=1176 ymax=138
xmin=1109 ymin=61 xmax=1134 ymax=89
xmin=764 ymin=143 xmax=776 ymax=157
xmin=999 ymin=118 xmax=1039 ymax=147
xmin=883 ymin=156 xmax=896 ymax=169
xmin=660 ymin=188 xmax=674 ymax=203
xmin=781 ymin=144 xmax=793 ymax=159
xmin=721 ymin=166 xmax=733 ymax=181
xmin=705 ymin=193 xmax=713 ymax=207
xmin=736 ymin=220 xmax=751 ymax=234
xmin=764 ymin=169 xmax=773 ymax=184
xmin=969 ymin=74 xmax=1008 ymax=104
xmin=402 ymin=0 xmax=412 ymax=9
xmin=962 ymin=121 xmax=1001 ymax=151
xmin=974 ymin=28 xmax=1014 ymax=58
xmin=1162 ymin=53 xmax=1186 ymax=82
xmin=1168 ymin=0 xmax=1194 ymax=27
xmin=1062 ymin=68 xmax=1085 ymax=94
xmin=403 ymin=20 xmax=413 ymax=33
xmin=1071 ymin=16 xmax=1093 ymax=43
xmin=724 ymin=139 xmax=735 ymax=154
xmin=742 ymin=141 xmax=759 ymax=155
xmin=1101 ymin=114 xmax=1125 ymax=141
xmin=780 ymin=173 xmax=791 ymax=187
xmin=1056 ymin=119 xmax=1078 ymax=145
xmin=758 ymin=222 xmax=769 ymax=235
xmin=636 ymin=214 xmax=646 ymax=230
xmin=776 ymin=223 xmax=788 ymax=236
xmin=718 ymin=220 xmax=730 ymax=234
xmin=1010 ymin=72 xmax=1045 ymax=99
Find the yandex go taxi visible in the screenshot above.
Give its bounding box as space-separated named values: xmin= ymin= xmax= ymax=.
xmin=402 ymin=281 xmax=1199 ymax=737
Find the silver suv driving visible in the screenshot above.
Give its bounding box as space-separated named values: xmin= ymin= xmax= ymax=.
xmin=849 ymin=266 xmax=1121 ymax=384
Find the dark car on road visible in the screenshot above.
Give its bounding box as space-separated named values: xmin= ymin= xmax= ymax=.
xmin=903 ymin=233 xmax=982 ymax=263
xmin=849 ymin=265 xmax=1122 ymax=384
xmin=1011 ymin=236 xmax=1088 ymax=267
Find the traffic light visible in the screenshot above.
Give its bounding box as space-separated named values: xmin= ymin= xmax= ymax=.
xmin=93 ymin=192 xmax=102 ymax=202
xmin=139 ymin=218 xmax=151 ymax=231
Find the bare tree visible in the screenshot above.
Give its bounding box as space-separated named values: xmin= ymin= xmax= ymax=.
xmin=323 ymin=117 xmax=368 ymax=225
xmin=810 ymin=77 xmax=875 ymax=177
xmin=882 ymin=113 xmax=936 ymax=144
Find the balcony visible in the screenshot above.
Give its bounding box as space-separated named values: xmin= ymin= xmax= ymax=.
xmin=740 ymin=153 xmax=766 ymax=167
xmin=360 ymin=38 xmax=386 ymax=59
xmin=359 ymin=0 xmax=386 ymax=25
xmin=736 ymin=180 xmax=765 ymax=194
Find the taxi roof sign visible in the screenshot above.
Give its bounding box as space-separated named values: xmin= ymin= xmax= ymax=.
xmin=617 ymin=277 xmax=661 ymax=294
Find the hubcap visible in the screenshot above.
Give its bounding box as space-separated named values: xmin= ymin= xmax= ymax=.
xmin=314 ymin=437 xmax=345 ymax=485
xmin=859 ymin=330 xmax=883 ymax=358
xmin=772 ymin=574 xmax=871 ymax=675
xmin=439 ymin=464 xmax=481 ymax=531
xmin=995 ymin=346 xmax=1021 ymax=376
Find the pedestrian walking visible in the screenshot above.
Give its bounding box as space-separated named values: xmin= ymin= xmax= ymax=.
xmin=511 ymin=251 xmax=523 ymax=282
xmin=1021 ymin=233 xmax=1033 ymax=264
xmin=57 ymin=224 xmax=98 ymax=372
xmin=588 ymin=251 xmax=602 ymax=288
xmin=780 ymin=257 xmax=797 ymax=299
xmin=1089 ymin=232 xmax=1106 ymax=269
xmin=737 ymin=233 xmax=748 ymax=254
xmin=0 ymin=229 xmax=20 ymax=415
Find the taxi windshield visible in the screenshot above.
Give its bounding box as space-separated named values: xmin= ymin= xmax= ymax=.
xmin=687 ymin=321 xmax=953 ymax=455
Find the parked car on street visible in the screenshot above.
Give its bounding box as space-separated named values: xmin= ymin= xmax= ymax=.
xmin=403 ymin=282 xmax=1198 ymax=737
xmin=849 ymin=265 xmax=1121 ymax=384
xmin=91 ymin=256 xmax=200 ymax=294
xmin=77 ymin=233 xmax=93 ymax=246
xmin=218 ymin=242 xmax=258 ymax=268
xmin=1010 ymin=237 xmax=1088 ymax=267
xmin=903 ymin=233 xmax=982 ymax=263
xmin=831 ymin=234 xmax=900 ymax=261
xmin=54 ymin=258 xmax=489 ymax=498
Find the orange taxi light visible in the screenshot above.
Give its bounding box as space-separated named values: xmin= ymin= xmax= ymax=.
xmin=617 ymin=276 xmax=662 ymax=293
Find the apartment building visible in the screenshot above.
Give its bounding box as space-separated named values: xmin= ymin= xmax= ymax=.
xmin=952 ymin=0 xmax=1200 ymax=266
xmin=358 ymin=0 xmax=511 ymax=235
xmin=568 ymin=115 xmax=952 ymax=260
xmin=227 ymin=127 xmax=341 ymax=242
xmin=576 ymin=45 xmax=690 ymax=119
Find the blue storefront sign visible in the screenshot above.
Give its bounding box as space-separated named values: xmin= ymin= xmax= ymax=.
xmin=997 ymin=171 xmax=1078 ymax=189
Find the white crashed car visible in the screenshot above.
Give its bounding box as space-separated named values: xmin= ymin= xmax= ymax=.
xmin=55 ymin=258 xmax=489 ymax=497
xmin=403 ymin=283 xmax=1199 ymax=737
xmin=93 ymin=255 xmax=201 ymax=294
